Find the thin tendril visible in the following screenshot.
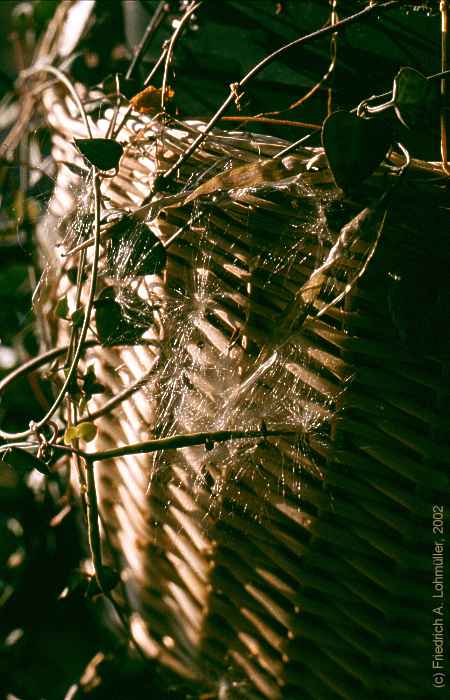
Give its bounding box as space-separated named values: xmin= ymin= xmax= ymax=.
xmin=19 ymin=64 xmax=92 ymax=139
xmin=161 ymin=1 xmax=202 ymax=113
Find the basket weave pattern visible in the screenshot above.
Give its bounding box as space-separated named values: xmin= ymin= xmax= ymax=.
xmin=37 ymin=83 xmax=450 ymax=700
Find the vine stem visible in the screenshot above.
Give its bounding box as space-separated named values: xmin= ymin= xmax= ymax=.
xmin=0 ymin=341 xmax=98 ymax=402
xmin=440 ymin=0 xmax=450 ymax=175
xmin=15 ymin=427 xmax=300 ymax=468
xmin=126 ymin=0 xmax=168 ymax=80
xmin=0 ymin=62 xmax=97 ymax=442
xmin=161 ymin=1 xmax=202 ymax=112
xmin=211 ymin=116 xmax=321 ymax=129
xmin=19 ymin=64 xmax=92 ymax=138
xmin=275 ymin=67 xmax=450 ymax=160
xmin=110 ymin=47 xmax=167 ymax=140
xmin=87 ymin=428 xmax=300 ymax=463
xmin=84 ymin=455 xmax=106 ymax=590
xmin=112 ymin=2 xmax=201 ymax=141
xmin=157 ymin=0 xmax=399 ymax=185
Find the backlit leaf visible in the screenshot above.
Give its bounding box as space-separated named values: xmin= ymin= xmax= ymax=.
xmin=64 ymin=426 xmax=79 ymax=445
xmin=130 ymin=85 xmax=174 ymax=114
xmin=64 ymin=422 xmax=97 ymax=444
xmin=76 ymin=422 xmax=97 ymax=442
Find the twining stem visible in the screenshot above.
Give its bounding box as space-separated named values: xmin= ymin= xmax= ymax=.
xmin=112 ymin=1 xmax=201 ymax=140
xmin=105 ymin=73 xmax=123 ymax=140
xmin=7 ymin=427 xmax=300 ymax=468
xmin=161 ymin=1 xmax=202 ymax=112
xmin=84 ymin=456 xmax=106 ymax=590
xmin=275 ymin=67 xmax=450 ymax=161
xmin=157 ymin=1 xmax=399 ymax=185
xmin=327 ymin=0 xmax=339 ymax=116
xmin=0 ymin=341 xmax=98 ymax=405
xmin=126 ymin=0 xmax=168 ymax=80
xmin=214 ymin=116 xmax=321 ymax=129
xmin=65 ymin=247 xmax=88 ymax=364
xmin=88 ymin=428 xmax=300 ymax=463
xmin=19 ymin=64 xmax=92 ymax=138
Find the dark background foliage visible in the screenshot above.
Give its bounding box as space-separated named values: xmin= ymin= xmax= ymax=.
xmin=0 ymin=2 xmax=442 ymax=698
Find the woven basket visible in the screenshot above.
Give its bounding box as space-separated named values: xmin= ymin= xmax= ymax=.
xmin=33 ymin=66 xmax=450 ymax=700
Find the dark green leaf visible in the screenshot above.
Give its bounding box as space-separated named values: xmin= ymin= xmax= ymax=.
xmin=82 ymin=365 xmax=105 ymax=398
xmin=71 ymin=308 xmax=85 ymax=328
xmin=55 ymin=297 xmax=69 ymax=319
xmin=322 ymin=111 xmax=392 ymax=192
xmin=107 ymin=216 xmax=167 ymax=277
xmin=67 ymin=267 xmax=79 ymax=285
xmin=393 ymin=67 xmax=440 ymax=129
xmin=94 ymin=287 xmax=145 ymax=346
xmin=1 ymin=447 xmax=50 ymax=476
xmin=65 ymin=369 xmax=81 ymax=400
xmin=74 ymin=138 xmax=123 ymax=171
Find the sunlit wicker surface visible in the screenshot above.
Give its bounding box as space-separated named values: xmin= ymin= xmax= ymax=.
xmin=37 ymin=83 xmax=450 ymax=700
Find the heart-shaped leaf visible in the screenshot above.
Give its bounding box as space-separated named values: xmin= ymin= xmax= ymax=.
xmin=94 ymin=287 xmax=145 ymax=346
xmin=393 ymin=67 xmax=440 ymax=129
xmin=76 ymin=422 xmax=97 ymax=442
xmin=322 ymin=111 xmax=392 ymax=191
xmin=1 ymin=447 xmax=50 ymax=475
xmin=106 ymin=216 xmax=166 ymax=277
xmin=74 ymin=138 xmax=123 ymax=171
xmin=55 ymin=296 xmax=69 ymax=319
xmin=71 ymin=308 xmax=85 ymax=328
xmin=82 ymin=366 xmax=105 ymax=398
xmin=64 ymin=421 xmax=97 ymax=444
